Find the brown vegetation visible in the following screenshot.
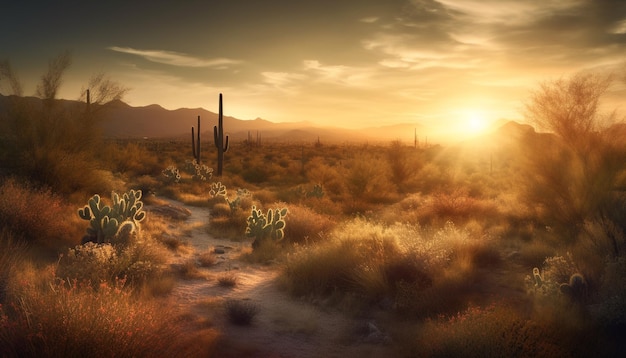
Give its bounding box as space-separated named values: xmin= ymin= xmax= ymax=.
xmin=1 ymin=59 xmax=625 ymax=356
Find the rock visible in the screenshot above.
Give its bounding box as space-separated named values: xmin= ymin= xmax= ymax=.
xmin=148 ymin=204 xmax=192 ymax=220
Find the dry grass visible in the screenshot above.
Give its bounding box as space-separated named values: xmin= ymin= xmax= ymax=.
xmin=56 ymin=235 xmax=169 ymax=288
xmin=281 ymin=218 xmax=506 ymax=318
xmin=225 ymin=299 xmax=259 ymax=325
xmin=175 ymin=258 xmax=208 ymax=280
xmin=1 ymin=263 xmax=215 ymax=357
xmin=0 ymin=178 xmax=83 ymax=247
xmin=198 ymin=250 xmax=218 ymax=267
xmin=283 ymin=204 xmax=336 ymax=244
xmin=217 ymin=272 xmax=238 ymax=287
xmin=239 ymin=240 xmax=284 ymax=264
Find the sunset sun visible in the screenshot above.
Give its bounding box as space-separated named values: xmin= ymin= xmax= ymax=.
xmin=462 ymin=110 xmax=489 ymax=135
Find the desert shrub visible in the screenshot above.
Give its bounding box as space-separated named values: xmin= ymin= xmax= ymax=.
xmin=175 ymin=258 xmax=207 ymax=280
xmin=418 ymin=188 xmax=498 ymax=226
xmin=517 ymin=238 xmax=557 ymax=268
xmin=0 ymin=268 xmax=208 ymax=357
xmin=410 ymin=304 xmax=573 ymax=357
xmin=305 ymin=158 xmax=345 ymax=198
xmin=282 ymin=204 xmax=336 ymax=244
xmin=0 ymin=55 xmax=128 ymax=197
xmin=386 ymin=140 xmax=413 ymax=192
xmin=211 ymin=202 xmax=231 ymax=218
xmin=239 ymin=239 xmax=284 ymax=264
xmin=105 ymin=141 xmax=161 ymax=177
xmin=522 ymin=71 xmax=626 ymax=243
xmin=251 ymin=188 xmax=277 ymax=206
xmin=343 ymin=154 xmax=393 ymax=204
xmin=0 ymin=229 xmax=26 ymax=303
xmin=198 ymin=251 xmax=217 ymax=267
xmin=225 ymin=299 xmax=259 ymax=325
xmin=217 ymin=272 xmax=238 ymax=287
xmin=594 ymin=257 xmax=626 ymax=331
xmin=0 ymin=178 xmax=81 ymax=245
xmin=56 ymin=238 xmax=167 ymax=287
xmin=281 ymin=219 xmax=438 ymax=304
xmin=241 ymin=165 xmax=271 ymax=184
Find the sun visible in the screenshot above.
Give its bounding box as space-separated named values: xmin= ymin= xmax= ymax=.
xmin=462 ymin=110 xmax=489 ymax=135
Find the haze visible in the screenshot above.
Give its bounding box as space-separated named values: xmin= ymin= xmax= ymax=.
xmin=2 ymin=0 xmax=626 ymax=139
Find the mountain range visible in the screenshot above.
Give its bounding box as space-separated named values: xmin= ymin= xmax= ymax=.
xmin=97 ymin=100 xmax=431 ymax=144
xmin=1 ymin=95 xmax=523 ymax=145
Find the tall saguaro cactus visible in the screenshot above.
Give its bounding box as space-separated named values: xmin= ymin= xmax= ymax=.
xmin=214 ymin=93 xmax=229 ymax=176
xmin=192 ymin=115 xmax=201 ymax=164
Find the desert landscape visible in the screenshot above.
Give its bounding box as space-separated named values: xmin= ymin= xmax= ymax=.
xmin=2 ymin=1 xmax=626 ymax=357
xmin=1 ymin=62 xmax=625 ymax=357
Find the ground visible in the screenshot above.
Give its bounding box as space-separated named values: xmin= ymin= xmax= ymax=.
xmin=150 ymin=197 xmax=396 ymax=358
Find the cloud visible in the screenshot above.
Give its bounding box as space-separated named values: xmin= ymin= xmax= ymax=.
xmin=108 ymin=47 xmax=241 ymax=68
xmin=360 ymin=16 xmax=379 ymax=23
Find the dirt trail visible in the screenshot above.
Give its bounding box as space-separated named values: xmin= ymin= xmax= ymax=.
xmin=151 ymin=198 xmax=394 ymax=358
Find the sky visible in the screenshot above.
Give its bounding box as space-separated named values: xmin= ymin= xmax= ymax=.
xmin=2 ymin=0 xmax=626 ymax=139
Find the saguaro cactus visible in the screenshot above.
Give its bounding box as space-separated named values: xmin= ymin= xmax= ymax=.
xmin=192 ymin=115 xmax=201 ymax=164
xmin=214 ymin=93 xmax=229 ymax=176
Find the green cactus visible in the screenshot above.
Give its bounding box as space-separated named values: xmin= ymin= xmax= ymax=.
xmin=559 ymin=272 xmax=587 ymax=302
xmin=192 ymin=162 xmax=213 ymax=181
xmin=78 ymin=190 xmax=146 ymax=245
xmin=532 ymin=267 xmax=543 ymax=288
xmin=209 ymin=181 xmax=227 ymax=198
xmin=162 ymin=165 xmax=181 ymax=183
xmin=246 ymin=206 xmax=288 ymax=249
xmin=214 ymin=93 xmax=229 ymax=176
xmin=192 ymin=115 xmax=201 ymax=164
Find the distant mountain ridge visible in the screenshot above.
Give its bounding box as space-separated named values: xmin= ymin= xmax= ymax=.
xmin=0 ymin=95 xmax=531 ymax=144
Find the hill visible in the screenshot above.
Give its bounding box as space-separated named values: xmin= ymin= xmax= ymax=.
xmin=0 ymin=95 xmax=430 ymax=144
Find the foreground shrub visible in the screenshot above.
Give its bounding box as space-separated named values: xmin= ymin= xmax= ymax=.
xmin=282 ymin=204 xmax=336 ymax=244
xmin=281 ymin=219 xmax=438 ymax=303
xmin=0 ymin=178 xmax=81 ymax=245
xmin=282 ymin=219 xmax=502 ymax=317
xmin=410 ymin=304 xmax=574 ymax=357
xmin=1 ymin=268 xmax=209 ymax=357
xmin=56 ymin=238 xmax=168 ymax=287
xmin=0 ymin=230 xmax=26 ymax=303
xmin=225 ymin=299 xmax=259 ymax=325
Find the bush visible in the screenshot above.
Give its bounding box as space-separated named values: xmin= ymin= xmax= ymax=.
xmin=225 ymin=299 xmax=259 ymax=325
xmin=282 ymin=204 xmax=336 ymax=244
xmin=0 ymin=268 xmax=208 ymax=357
xmin=281 ymin=219 xmax=436 ymax=303
xmin=56 ymin=238 xmax=168 ymax=287
xmin=0 ymin=178 xmax=81 ymax=245
xmin=411 ymin=304 xmax=571 ymax=357
xmin=0 ymin=229 xmax=26 ymax=303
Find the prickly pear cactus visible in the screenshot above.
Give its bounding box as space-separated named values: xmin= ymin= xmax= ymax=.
xmin=111 ymin=189 xmax=146 ymax=224
xmin=162 ymin=166 xmax=181 ymax=183
xmin=78 ymin=189 xmax=146 ymax=245
xmin=245 ymin=206 xmax=267 ymax=242
xmin=210 ymin=182 xmax=227 ymax=198
xmin=246 ymin=206 xmax=288 ymax=249
xmin=532 ymin=267 xmax=543 ymax=288
xmin=78 ymin=194 xmax=118 ymax=244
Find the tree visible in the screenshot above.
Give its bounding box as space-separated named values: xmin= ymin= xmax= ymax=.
xmin=523 ymin=71 xmax=626 ymax=256
xmin=0 ymin=52 xmax=128 ymax=195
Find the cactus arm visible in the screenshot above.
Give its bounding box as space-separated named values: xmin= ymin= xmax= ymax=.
xmin=78 ymin=206 xmax=92 ymax=220
xmin=214 ymin=93 xmax=228 ymax=176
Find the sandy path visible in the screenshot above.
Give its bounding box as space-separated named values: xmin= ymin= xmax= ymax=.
xmin=151 ymin=198 xmax=394 ymax=358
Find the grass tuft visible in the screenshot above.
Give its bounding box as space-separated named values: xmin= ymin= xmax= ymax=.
xmin=225 ymin=299 xmax=259 ymax=325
